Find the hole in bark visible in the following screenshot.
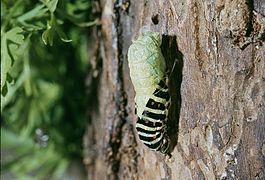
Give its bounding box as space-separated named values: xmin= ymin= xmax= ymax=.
xmin=151 ymin=14 xmax=159 ymax=25
xmin=161 ymin=35 xmax=183 ymax=154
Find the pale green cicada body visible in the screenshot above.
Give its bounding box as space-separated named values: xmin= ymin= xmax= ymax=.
xmin=128 ymin=32 xmax=170 ymax=154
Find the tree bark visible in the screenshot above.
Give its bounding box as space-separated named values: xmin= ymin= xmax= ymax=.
xmin=84 ymin=0 xmax=265 ymax=179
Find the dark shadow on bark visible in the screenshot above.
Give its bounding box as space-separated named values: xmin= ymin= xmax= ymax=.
xmin=161 ymin=35 xmax=183 ymax=154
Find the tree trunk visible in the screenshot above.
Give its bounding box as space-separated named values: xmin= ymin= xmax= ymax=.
xmin=84 ymin=0 xmax=265 ymax=179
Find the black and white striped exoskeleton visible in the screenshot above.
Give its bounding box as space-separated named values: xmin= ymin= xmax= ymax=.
xmin=128 ymin=32 xmax=170 ymax=154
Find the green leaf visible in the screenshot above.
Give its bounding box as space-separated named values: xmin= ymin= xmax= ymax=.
xmin=42 ymin=14 xmax=72 ymax=45
xmin=17 ymin=4 xmax=48 ymax=31
xmin=17 ymin=4 xmax=47 ymax=24
xmin=42 ymin=28 xmax=54 ymax=46
xmin=1 ymin=27 xmax=24 ymax=93
xmin=42 ymin=0 xmax=58 ymax=13
xmin=41 ymin=17 xmax=54 ymax=46
xmin=1 ymin=68 xmax=27 ymax=111
xmin=5 ymin=27 xmax=24 ymax=44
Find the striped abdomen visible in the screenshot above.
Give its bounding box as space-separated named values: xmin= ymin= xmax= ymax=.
xmin=135 ymin=79 xmax=170 ymax=153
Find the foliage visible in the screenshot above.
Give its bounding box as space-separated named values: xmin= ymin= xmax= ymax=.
xmin=1 ymin=0 xmax=94 ymax=178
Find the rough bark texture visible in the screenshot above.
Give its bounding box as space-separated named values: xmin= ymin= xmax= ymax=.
xmin=84 ymin=0 xmax=265 ymax=179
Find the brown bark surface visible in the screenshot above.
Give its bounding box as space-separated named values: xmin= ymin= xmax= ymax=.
xmin=84 ymin=0 xmax=265 ymax=179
